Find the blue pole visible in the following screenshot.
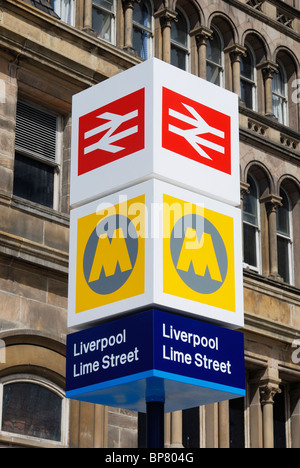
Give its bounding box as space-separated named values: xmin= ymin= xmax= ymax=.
xmin=146 ymin=401 xmax=164 ymax=448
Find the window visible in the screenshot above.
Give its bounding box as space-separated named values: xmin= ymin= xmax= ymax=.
xmin=272 ymin=61 xmax=288 ymax=124
xmin=206 ymin=27 xmax=223 ymax=86
xmin=92 ymin=0 xmax=115 ymax=43
xmin=13 ymin=102 xmax=59 ymax=209
xmin=182 ymin=407 xmax=199 ymax=448
xmin=133 ymin=0 xmax=153 ymax=60
xmin=0 ymin=379 xmax=68 ymax=446
xmin=243 ymin=175 xmax=261 ymax=272
xmin=240 ymin=45 xmax=256 ymax=109
xmin=229 ymin=397 xmax=245 ymax=448
xmin=274 ymin=385 xmax=287 ymax=448
xmin=277 ymin=188 xmax=293 ymax=284
xmin=171 ymin=9 xmax=189 ymax=71
xmin=49 ymin=0 xmax=75 ymax=25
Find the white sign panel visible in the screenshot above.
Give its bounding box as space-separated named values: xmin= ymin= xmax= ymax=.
xmin=68 ymin=180 xmax=243 ymax=329
xmin=70 ymin=59 xmax=239 ymax=208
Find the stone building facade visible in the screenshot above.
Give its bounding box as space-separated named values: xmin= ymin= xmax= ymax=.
xmin=0 ymin=0 xmax=299 ymax=448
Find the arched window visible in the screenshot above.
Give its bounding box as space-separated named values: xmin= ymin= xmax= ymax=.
xmin=272 ymin=61 xmax=288 ymax=124
xmin=133 ymin=0 xmax=153 ymax=60
xmin=49 ymin=0 xmax=75 ymax=25
xmin=171 ymin=9 xmax=189 ymax=71
xmin=92 ymin=0 xmax=115 ymax=43
xmin=240 ymin=45 xmax=256 ymax=110
xmin=243 ymin=175 xmax=261 ymax=272
xmin=206 ymin=27 xmax=223 ymax=86
xmin=0 ymin=378 xmax=68 ymax=446
xmin=277 ymin=187 xmax=293 ymax=284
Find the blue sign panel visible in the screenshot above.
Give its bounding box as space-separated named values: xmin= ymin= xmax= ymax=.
xmin=66 ymin=310 xmax=245 ymax=413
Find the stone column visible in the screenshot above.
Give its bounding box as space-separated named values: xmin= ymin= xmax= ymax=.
xmin=260 ymin=61 xmax=278 ymax=117
xmin=225 ymin=44 xmax=247 ymax=96
xmin=260 ymin=381 xmax=281 ymax=448
xmin=261 ymin=194 xmax=282 ymax=279
xmin=218 ymin=401 xmax=229 ymax=448
xmin=249 ymin=378 xmax=263 ymax=448
xmin=83 ymin=0 xmax=92 ymax=30
xmin=170 ymin=410 xmax=183 ymax=448
xmin=122 ymin=0 xmax=136 ymax=52
xmin=156 ymin=8 xmax=177 ymax=64
xmin=193 ymin=27 xmax=212 ymax=79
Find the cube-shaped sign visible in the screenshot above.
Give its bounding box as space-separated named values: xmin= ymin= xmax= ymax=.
xmin=70 ymin=58 xmax=239 ymax=208
xmin=68 ymin=180 xmax=243 ymax=329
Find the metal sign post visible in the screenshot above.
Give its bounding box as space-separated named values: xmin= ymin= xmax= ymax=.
xmin=147 ymin=401 xmax=164 ymax=449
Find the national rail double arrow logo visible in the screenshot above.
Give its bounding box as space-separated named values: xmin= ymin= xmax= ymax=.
xmin=78 ymin=88 xmax=145 ymax=176
xmin=162 ymin=88 xmax=232 ymax=175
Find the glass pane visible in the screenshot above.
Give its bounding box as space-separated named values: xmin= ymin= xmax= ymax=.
xmin=171 ymin=45 xmax=187 ymax=70
xmin=243 ymin=177 xmax=258 ymax=224
xmin=277 ymin=236 xmax=290 ymax=283
xmin=93 ymin=0 xmax=114 ymax=12
xmin=13 ymin=153 xmax=54 ymax=208
xmin=60 ymin=0 xmax=73 ymax=24
xmin=241 ymin=79 xmax=253 ymax=109
xmin=273 ymin=94 xmax=285 ymax=123
xmin=133 ymin=0 xmax=150 ymax=28
xmin=277 ymin=190 xmax=290 ymax=236
xmin=2 ymin=382 xmax=62 ymax=441
xmin=133 ymin=27 xmax=149 ymax=59
xmin=207 ymin=34 xmax=221 ymax=65
xmin=92 ymin=8 xmax=112 ymax=41
xmin=272 ymin=68 xmax=285 ymax=96
xmin=50 ymin=0 xmax=73 ymax=24
xmin=240 ymin=52 xmax=253 ymax=80
xmin=206 ymin=63 xmax=221 ymax=86
xmin=243 ymin=223 xmax=257 ymax=267
xmin=171 ymin=11 xmax=187 ymax=47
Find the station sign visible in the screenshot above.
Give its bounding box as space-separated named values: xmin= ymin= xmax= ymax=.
xmin=70 ymin=58 xmax=239 ymax=208
xmin=68 ymin=179 xmax=243 ymax=329
xmin=66 ymin=309 xmax=245 ymax=413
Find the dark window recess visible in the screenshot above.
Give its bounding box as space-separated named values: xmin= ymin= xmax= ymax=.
xmin=229 ymin=397 xmax=245 ymax=448
xmin=274 ymin=386 xmax=287 ymax=448
xmin=182 ymin=407 xmax=200 ymax=448
xmin=2 ymin=382 xmax=62 ymax=441
xmin=13 ymin=153 xmax=54 ymax=208
xmin=13 ymin=102 xmax=57 ymax=208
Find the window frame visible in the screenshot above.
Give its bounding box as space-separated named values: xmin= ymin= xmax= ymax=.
xmin=277 ymin=187 xmax=294 ymax=285
xmin=0 ymin=375 xmax=69 ymax=447
xmin=92 ymin=0 xmax=116 ymax=44
xmin=13 ymin=100 xmax=61 ymax=211
xmin=170 ymin=8 xmax=190 ymax=71
xmin=243 ymin=175 xmax=262 ymax=273
xmin=206 ymin=25 xmax=224 ymax=87
xmin=240 ymin=43 xmax=257 ymax=110
xmin=272 ymin=60 xmax=288 ymax=125
xmin=50 ymin=0 xmax=76 ymax=26
xmin=132 ymin=0 xmax=154 ymax=60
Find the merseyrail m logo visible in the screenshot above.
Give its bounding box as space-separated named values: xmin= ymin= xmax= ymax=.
xmin=163 ymin=195 xmax=236 ymax=313
xmin=75 ymin=195 xmax=145 ymax=314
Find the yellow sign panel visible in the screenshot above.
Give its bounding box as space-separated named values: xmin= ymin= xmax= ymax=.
xmin=163 ymin=194 xmax=236 ymax=313
xmin=76 ymin=195 xmax=145 ymax=314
